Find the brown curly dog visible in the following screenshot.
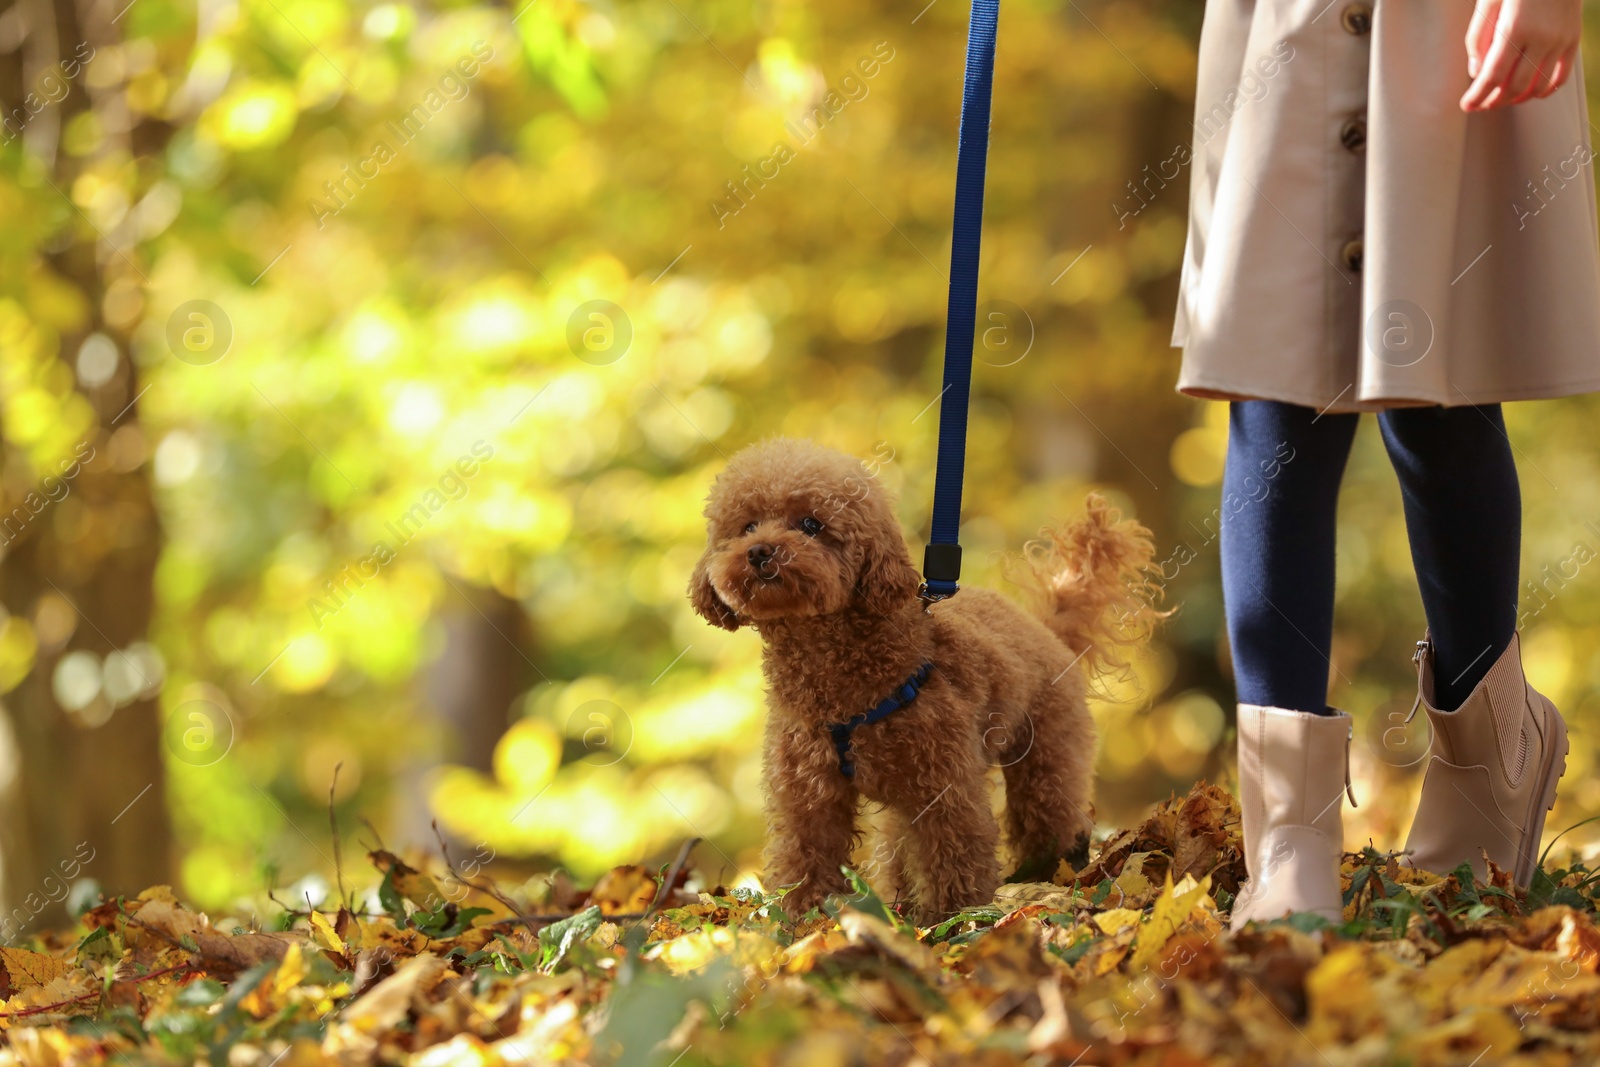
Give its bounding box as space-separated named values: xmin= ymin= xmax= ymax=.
xmin=689 ymin=439 xmax=1163 ymax=921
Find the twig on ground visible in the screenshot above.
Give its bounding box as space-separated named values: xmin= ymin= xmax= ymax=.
xmin=431 ymin=819 xmax=538 ymax=938
xmin=329 ymin=762 xmax=349 ymax=911
xmin=0 ymin=962 xmax=196 ymax=1019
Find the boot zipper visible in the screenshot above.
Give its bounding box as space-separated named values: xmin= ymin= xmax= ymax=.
xmin=1344 ymin=721 xmax=1357 ymax=807
xmin=1403 ymin=638 xmax=1431 ymax=724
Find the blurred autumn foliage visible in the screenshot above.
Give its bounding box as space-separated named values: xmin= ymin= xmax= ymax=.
xmin=4 ymin=0 xmax=1600 ymax=928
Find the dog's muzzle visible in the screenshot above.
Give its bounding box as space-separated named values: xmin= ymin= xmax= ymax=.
xmin=747 ymin=543 xmax=781 ymax=581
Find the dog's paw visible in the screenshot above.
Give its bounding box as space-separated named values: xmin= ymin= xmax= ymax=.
xmin=778 ymin=888 xmax=827 ymax=922
xmin=1006 ymin=832 xmax=1093 ymax=884
xmin=1063 ymin=831 xmax=1092 ymax=871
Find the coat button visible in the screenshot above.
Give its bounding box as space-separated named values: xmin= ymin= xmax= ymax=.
xmin=1341 ymin=3 xmax=1372 ymax=34
xmin=1340 ymin=117 xmax=1367 ymax=153
xmin=1341 ymin=239 xmax=1364 ymax=272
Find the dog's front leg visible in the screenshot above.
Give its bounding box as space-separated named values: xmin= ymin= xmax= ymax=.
xmin=762 ymin=723 xmax=858 ymax=918
xmin=904 ymin=765 xmax=1001 ymax=924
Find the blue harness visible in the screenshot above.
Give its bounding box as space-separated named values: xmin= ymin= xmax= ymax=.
xmin=829 ymin=662 xmax=936 ymax=777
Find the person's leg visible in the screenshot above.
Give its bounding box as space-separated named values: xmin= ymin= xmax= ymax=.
xmin=1385 ymin=405 xmax=1568 ymax=888
xmin=1376 ymin=404 xmax=1519 ymax=710
xmin=1221 ymin=399 xmax=1360 ymax=928
xmin=1221 ymin=400 xmax=1360 ymax=714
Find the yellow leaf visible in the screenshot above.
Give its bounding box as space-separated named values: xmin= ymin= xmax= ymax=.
xmin=273 ymin=943 xmax=308 ymax=1000
xmin=243 ymin=942 xmax=310 ymax=1018
xmin=308 ymin=911 xmax=345 ymax=956
xmin=1093 ymin=909 xmax=1143 ymax=936
xmin=1130 ymin=873 xmax=1212 ymax=972
xmin=1304 ymin=943 xmax=1398 ymax=1041
xmin=652 ymin=927 xmax=784 ymax=977
xmin=1112 ymin=851 xmax=1156 ymax=907
xmin=781 ymin=929 xmax=850 ymax=975
xmin=589 ymin=866 xmax=657 ymax=916
xmin=1092 ymin=940 xmax=1132 ymax=976
xmin=1397 ymin=1006 xmax=1522 ymax=1063
xmin=0 ymin=948 xmax=74 ymax=995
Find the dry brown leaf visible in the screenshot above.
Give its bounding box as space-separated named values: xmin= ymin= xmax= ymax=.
xmin=134 ymin=900 xmax=298 ymax=977
xmin=838 ymin=909 xmax=938 ymax=977
xmin=993 ymin=882 xmax=1077 ymax=913
xmin=336 ymin=953 xmax=448 ymax=1034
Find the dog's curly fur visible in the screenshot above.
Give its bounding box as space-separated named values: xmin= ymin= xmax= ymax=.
xmin=689 ymin=439 xmax=1164 ymax=920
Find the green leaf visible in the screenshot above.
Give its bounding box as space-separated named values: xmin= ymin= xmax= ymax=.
xmin=415 ymin=906 xmax=492 ymax=938
xmin=1343 ymin=865 xmax=1371 ymax=908
xmin=75 ymin=925 xmax=111 ymax=954
xmin=1285 ymin=912 xmax=1330 ymax=934
xmin=378 ymin=871 xmax=405 ymax=917
xmin=1551 ymin=885 xmax=1588 ymax=910
xmin=537 ymin=905 xmax=603 ymax=972
xmin=1528 ymin=866 xmax=1559 ymax=911
xmin=490 ymin=931 xmax=537 ymax=970
xmin=833 ymin=867 xmax=910 ymax=933
xmin=929 ymin=906 xmax=1004 ymax=941
xmin=1052 ymin=934 xmax=1098 ymax=966
xmin=1449 ymin=862 xmax=1481 ymax=906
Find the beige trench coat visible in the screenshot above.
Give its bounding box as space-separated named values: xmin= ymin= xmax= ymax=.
xmin=1172 ymin=0 xmax=1600 ymax=413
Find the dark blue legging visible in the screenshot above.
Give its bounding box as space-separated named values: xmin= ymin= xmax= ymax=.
xmin=1221 ymin=400 xmax=1520 ymax=713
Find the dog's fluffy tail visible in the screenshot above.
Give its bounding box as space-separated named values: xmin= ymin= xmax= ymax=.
xmin=1012 ymin=493 xmax=1167 ymax=686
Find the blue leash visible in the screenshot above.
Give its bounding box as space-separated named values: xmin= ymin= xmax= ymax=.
xmin=922 ymin=0 xmax=999 ymax=603
xmin=824 ymin=2 xmax=995 ymax=774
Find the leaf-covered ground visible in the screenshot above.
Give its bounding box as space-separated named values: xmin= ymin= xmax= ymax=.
xmin=4 ymin=783 xmax=1600 ymax=1066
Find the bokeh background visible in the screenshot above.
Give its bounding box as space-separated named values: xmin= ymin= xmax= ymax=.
xmin=4 ymin=0 xmax=1600 ymax=924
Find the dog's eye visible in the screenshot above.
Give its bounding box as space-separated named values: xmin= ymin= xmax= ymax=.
xmin=799 ymin=516 xmax=824 ymax=537
xmin=743 ymin=521 xmax=758 ymax=534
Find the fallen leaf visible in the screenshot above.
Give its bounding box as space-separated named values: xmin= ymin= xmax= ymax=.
xmin=369 ymin=850 xmax=445 ymax=911
xmin=337 ymin=953 xmax=448 ymax=1033
xmin=589 ymin=865 xmax=658 ymax=915
xmin=0 ymin=949 xmax=75 ymax=999
xmin=993 ymin=882 xmax=1077 ymax=913
xmin=1129 ymin=873 xmax=1212 ymax=972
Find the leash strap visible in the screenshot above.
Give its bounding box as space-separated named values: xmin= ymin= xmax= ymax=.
xmin=828 ymin=662 xmax=936 ymax=777
xmin=922 ymin=0 xmax=1000 ymax=602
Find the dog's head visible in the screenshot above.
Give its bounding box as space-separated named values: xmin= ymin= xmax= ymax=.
xmin=688 ymin=439 xmax=922 ymax=629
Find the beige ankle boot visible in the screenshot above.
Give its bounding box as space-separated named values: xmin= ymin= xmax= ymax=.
xmin=1230 ymin=704 xmax=1354 ymax=930
xmin=1402 ymin=632 xmax=1568 ymax=886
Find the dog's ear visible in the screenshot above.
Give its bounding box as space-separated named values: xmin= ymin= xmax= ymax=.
xmin=689 ymin=552 xmax=742 ymax=630
xmin=856 ymin=534 xmax=922 ymax=616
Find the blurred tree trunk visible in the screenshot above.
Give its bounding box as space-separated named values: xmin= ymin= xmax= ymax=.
xmin=398 ymin=583 xmax=526 ymax=849
xmin=0 ymin=0 xmax=171 ymax=934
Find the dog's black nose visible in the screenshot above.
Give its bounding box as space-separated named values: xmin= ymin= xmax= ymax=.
xmin=747 ymin=543 xmax=775 ymax=567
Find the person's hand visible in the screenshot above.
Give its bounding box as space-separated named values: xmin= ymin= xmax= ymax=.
xmin=1460 ymin=0 xmax=1581 ymax=111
